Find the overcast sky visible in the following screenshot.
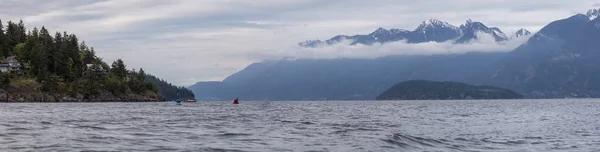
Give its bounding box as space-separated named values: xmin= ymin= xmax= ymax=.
xmin=0 ymin=0 xmax=598 ymax=86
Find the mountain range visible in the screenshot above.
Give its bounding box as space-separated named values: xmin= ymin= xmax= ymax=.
xmin=298 ymin=19 xmax=529 ymax=47
xmin=190 ymin=8 xmax=600 ymax=101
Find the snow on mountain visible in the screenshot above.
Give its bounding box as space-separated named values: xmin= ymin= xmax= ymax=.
xmin=455 ymin=19 xmax=509 ymax=43
xmin=586 ymin=8 xmax=600 ymax=21
xmin=415 ymin=19 xmax=460 ymax=31
xmin=513 ymin=28 xmax=532 ymax=38
xmin=299 ymin=19 xmax=515 ymax=47
xmin=492 ymin=28 xmax=509 ymax=40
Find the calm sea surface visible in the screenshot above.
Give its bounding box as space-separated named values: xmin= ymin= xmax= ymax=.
xmin=1 ymin=99 xmax=600 ymax=152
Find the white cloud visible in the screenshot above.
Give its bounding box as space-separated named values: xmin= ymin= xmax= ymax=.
xmin=247 ymin=32 xmax=534 ymax=60
xmin=0 ymin=0 xmax=597 ymax=86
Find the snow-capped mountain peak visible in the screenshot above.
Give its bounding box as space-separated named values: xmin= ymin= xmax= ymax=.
xmin=587 ymin=8 xmax=600 ymax=21
xmin=369 ymin=27 xmax=390 ymax=36
xmin=456 ymin=19 xmax=509 ymax=43
xmin=416 ymin=19 xmax=459 ymax=31
xmin=299 ymin=19 xmax=514 ymax=47
xmin=461 ymin=19 xmax=488 ymax=30
xmin=514 ymin=28 xmax=532 ymax=38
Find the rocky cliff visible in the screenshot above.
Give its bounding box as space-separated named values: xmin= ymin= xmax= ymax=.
xmin=0 ymin=79 xmax=162 ymax=102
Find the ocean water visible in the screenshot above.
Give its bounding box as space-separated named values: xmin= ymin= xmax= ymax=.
xmin=1 ymin=99 xmax=600 ymax=151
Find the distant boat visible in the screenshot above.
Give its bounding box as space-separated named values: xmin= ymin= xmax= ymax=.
xmin=186 ymin=99 xmax=197 ymax=102
xmin=232 ymin=97 xmax=239 ymax=104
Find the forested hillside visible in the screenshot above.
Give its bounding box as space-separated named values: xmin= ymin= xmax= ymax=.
xmin=0 ymin=19 xmax=161 ymax=102
xmin=145 ymin=74 xmax=195 ymax=100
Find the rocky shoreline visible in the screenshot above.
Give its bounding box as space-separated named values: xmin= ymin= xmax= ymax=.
xmin=0 ymin=91 xmax=163 ymax=102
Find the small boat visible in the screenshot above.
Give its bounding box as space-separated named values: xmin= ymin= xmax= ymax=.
xmin=232 ymin=97 xmax=239 ymax=104
xmin=186 ymin=99 xmax=197 ymax=102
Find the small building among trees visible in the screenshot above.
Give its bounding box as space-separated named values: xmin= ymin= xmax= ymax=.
xmin=0 ymin=56 xmax=22 ymax=74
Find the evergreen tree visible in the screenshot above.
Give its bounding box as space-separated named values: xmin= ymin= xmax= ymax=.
xmin=52 ymin=32 xmax=64 ymax=75
xmin=80 ymin=61 xmax=102 ymax=99
xmin=0 ymin=19 xmax=5 ymax=57
xmin=67 ymin=34 xmax=82 ymax=79
xmin=5 ymin=21 xmax=16 ymax=55
xmin=26 ymin=28 xmax=40 ymax=77
xmin=110 ymin=59 xmax=127 ymax=80
xmin=17 ymin=20 xmax=26 ymax=43
xmin=80 ymin=42 xmax=96 ymax=64
xmin=138 ymin=68 xmax=145 ymax=81
xmin=4 ymin=20 xmax=27 ymax=56
xmin=66 ymin=58 xmax=75 ymax=81
xmin=36 ymin=27 xmax=52 ymax=80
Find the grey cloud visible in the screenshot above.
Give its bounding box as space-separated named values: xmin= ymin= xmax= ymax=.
xmin=0 ymin=0 xmax=104 ymax=20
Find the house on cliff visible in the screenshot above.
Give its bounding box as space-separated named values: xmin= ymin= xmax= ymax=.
xmin=0 ymin=56 xmax=22 ymax=74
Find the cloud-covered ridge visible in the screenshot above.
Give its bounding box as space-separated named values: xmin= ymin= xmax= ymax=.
xmin=250 ymin=31 xmax=535 ymax=60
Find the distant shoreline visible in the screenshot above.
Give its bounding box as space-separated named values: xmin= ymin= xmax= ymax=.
xmin=0 ymin=100 xmax=165 ymax=103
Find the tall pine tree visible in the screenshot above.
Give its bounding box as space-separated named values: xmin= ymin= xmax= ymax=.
xmin=0 ymin=19 xmax=5 ymax=57
xmin=67 ymin=34 xmax=82 ymax=79
xmin=52 ymin=32 xmax=64 ymax=75
xmin=111 ymin=59 xmax=127 ymax=80
xmin=17 ymin=20 xmax=26 ymax=43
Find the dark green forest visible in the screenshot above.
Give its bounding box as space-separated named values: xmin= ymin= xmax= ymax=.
xmin=145 ymin=74 xmax=195 ymax=100
xmin=0 ymin=19 xmax=192 ymax=101
xmin=376 ymin=80 xmax=524 ymax=100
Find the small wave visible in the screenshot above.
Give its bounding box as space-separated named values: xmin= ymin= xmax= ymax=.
xmin=40 ymin=121 xmax=53 ymax=125
xmin=32 ymin=144 xmax=63 ymax=150
xmin=531 ymin=141 xmax=545 ymax=145
xmin=199 ymin=147 xmax=254 ymax=152
xmin=63 ymin=119 xmax=92 ymax=123
xmin=280 ymin=120 xmax=297 ymax=123
xmin=451 ymin=114 xmax=471 ymax=117
xmin=149 ymin=146 xmax=179 ymax=151
xmin=76 ymin=125 xmax=108 ymax=130
xmin=125 ymin=117 xmax=146 ymax=121
xmin=300 ymin=121 xmax=314 ymax=125
xmin=89 ymin=135 xmax=122 ymax=141
xmin=481 ymin=138 xmax=528 ymax=145
xmin=524 ymin=136 xmax=543 ymax=139
xmin=215 ymin=133 xmax=253 ymax=137
xmin=0 ymin=123 xmax=14 ymax=127
xmin=279 ymin=120 xmax=314 ymax=125
xmin=7 ymin=127 xmax=30 ymax=131
xmin=331 ymin=127 xmax=382 ymax=134
xmin=381 ymin=133 xmax=452 ymax=150
xmin=130 ymin=133 xmax=158 ymax=137
xmin=236 ymin=138 xmax=263 ymax=142
xmin=7 ymin=121 xmax=29 ymax=124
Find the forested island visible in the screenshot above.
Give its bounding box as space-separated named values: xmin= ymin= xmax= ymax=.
xmin=376 ymin=80 xmax=524 ymax=100
xmin=0 ymin=19 xmax=193 ymax=102
xmin=144 ymin=75 xmax=195 ymax=100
